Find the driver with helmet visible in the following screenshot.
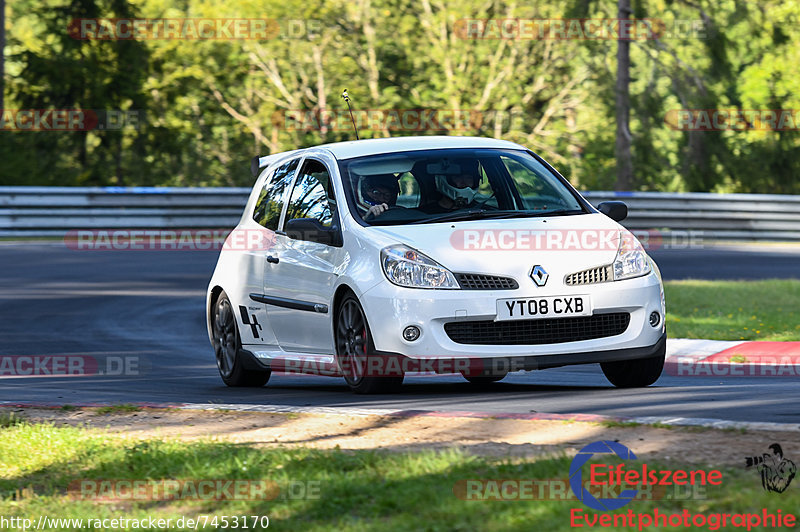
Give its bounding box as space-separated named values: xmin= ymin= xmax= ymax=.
xmin=359 ymin=173 xmax=400 ymax=220
xmin=426 ymin=159 xmax=483 ymax=213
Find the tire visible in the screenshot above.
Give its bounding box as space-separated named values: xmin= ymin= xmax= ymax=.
xmin=600 ymin=343 xmax=665 ymax=388
xmin=335 ymin=294 xmax=403 ymax=394
xmin=211 ymin=291 xmax=270 ymax=387
xmin=462 ymin=372 xmax=508 ymax=385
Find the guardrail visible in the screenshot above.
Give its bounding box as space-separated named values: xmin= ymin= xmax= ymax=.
xmin=582 ymin=191 xmax=800 ymax=241
xmin=1 ymin=187 xmax=799 ymax=241
xmin=0 ymin=187 xmax=249 ymax=237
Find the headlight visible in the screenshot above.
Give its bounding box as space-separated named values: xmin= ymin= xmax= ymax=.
xmin=613 ymin=231 xmax=651 ymax=280
xmin=381 ymin=245 xmax=459 ymax=289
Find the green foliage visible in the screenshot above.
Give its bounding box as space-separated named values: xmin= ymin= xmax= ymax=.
xmin=665 ymin=279 xmax=800 ymax=340
xmin=0 ymin=412 xmax=23 ymax=428
xmin=93 ymin=404 xmax=142 ymax=414
xmin=2 ymin=0 xmax=799 ymax=192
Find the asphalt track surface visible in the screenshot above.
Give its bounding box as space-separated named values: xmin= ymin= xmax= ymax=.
xmin=1 ymin=242 xmax=799 ymax=424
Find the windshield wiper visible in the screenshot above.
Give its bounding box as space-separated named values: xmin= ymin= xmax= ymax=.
xmin=488 ymin=209 xmax=586 ymax=219
xmin=410 ymin=209 xmax=584 ymax=224
xmin=410 ymin=209 xmax=509 ymax=224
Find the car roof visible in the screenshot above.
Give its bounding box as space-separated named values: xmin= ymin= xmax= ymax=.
xmin=318 ymin=136 xmax=527 ymax=160
xmin=256 ymin=136 xmax=528 ymax=170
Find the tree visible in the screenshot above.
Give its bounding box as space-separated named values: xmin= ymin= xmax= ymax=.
xmin=7 ymin=0 xmax=149 ymax=185
xmin=614 ymin=0 xmax=633 ymax=191
xmin=1 ymin=0 xmax=5 ymax=111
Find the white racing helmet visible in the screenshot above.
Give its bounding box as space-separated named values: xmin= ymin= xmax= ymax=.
xmin=432 ymin=159 xmax=482 ymax=208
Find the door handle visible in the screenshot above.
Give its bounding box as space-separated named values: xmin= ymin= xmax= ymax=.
xmin=267 ymin=255 xmax=280 ymax=264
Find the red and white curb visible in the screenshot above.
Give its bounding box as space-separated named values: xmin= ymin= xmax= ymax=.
xmin=665 ymin=338 xmax=800 ymax=377
xmin=666 ymin=338 xmax=748 ymax=361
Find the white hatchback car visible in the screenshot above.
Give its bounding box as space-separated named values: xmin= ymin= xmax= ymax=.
xmin=207 ymin=136 xmax=666 ymax=393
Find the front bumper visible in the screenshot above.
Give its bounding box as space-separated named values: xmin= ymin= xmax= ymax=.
xmin=360 ymin=270 xmax=665 ymax=360
xmin=372 ymin=331 xmax=667 ymax=375
xmin=457 ymin=331 xmax=666 ymax=372
xmin=240 ymin=332 xmax=667 ymax=376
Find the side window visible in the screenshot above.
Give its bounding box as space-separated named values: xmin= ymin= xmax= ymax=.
xmin=252 ymin=158 xmax=300 ymax=230
xmin=476 ymin=163 xmax=492 ymax=195
xmin=501 ymin=156 xmax=580 ymax=211
xmin=396 ymin=172 xmax=420 ymax=208
xmin=285 ymin=160 xmax=336 ymax=228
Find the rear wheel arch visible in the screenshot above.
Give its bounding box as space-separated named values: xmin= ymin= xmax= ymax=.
xmin=211 ymin=289 xmax=270 ymax=387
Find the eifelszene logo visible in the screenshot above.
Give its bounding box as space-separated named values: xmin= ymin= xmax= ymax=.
xmin=570 ymin=440 xmax=723 ymax=511
xmin=570 ymin=441 xmax=639 ymax=511
xmin=745 ymin=443 xmax=796 ymax=493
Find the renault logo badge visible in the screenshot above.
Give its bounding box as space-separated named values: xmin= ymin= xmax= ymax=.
xmin=530 ymin=265 xmax=549 ymax=287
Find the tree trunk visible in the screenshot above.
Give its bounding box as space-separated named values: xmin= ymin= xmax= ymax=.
xmin=615 ymin=0 xmax=634 ymax=191
xmin=1 ymin=0 xmax=5 ymax=111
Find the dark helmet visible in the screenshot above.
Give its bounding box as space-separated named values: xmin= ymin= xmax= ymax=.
xmin=360 ymin=174 xmax=400 ymax=206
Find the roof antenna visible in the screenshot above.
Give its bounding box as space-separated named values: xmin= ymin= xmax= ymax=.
xmin=341 ymin=89 xmax=360 ymax=140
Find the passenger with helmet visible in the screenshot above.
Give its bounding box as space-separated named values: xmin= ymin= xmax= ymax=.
xmin=358 ymin=173 xmax=401 ymax=219
xmin=425 ymin=159 xmax=483 ymax=213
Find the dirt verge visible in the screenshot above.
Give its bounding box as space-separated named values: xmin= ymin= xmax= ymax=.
xmin=6 ymin=407 xmax=798 ymax=467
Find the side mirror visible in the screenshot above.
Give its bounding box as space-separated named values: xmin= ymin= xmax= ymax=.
xmin=285 ymin=218 xmax=342 ymax=247
xmin=597 ymin=201 xmax=628 ymax=222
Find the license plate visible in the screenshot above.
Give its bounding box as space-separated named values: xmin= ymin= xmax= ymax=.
xmin=496 ymin=295 xmax=592 ymax=321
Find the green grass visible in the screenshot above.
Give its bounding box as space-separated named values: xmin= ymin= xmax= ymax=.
xmin=1 ymin=421 xmax=797 ymax=531
xmin=597 ymin=420 xmax=727 ymax=434
xmin=0 ymin=412 xmax=23 ymax=428
xmin=597 ymin=420 xmax=644 ymax=429
xmin=94 ymin=404 xmax=142 ymax=415
xmin=665 ymin=280 xmax=800 ymax=341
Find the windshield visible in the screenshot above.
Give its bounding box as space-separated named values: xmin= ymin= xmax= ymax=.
xmin=338 ymin=148 xmax=587 ymax=226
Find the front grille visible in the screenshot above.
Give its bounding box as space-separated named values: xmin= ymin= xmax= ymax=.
xmin=455 ymin=273 xmax=519 ymax=290
xmin=444 ymin=313 xmax=630 ymax=345
xmin=565 ymin=265 xmax=612 ymax=286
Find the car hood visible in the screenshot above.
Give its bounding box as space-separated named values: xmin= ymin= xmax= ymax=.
xmin=369 ymin=213 xmax=625 ymax=287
